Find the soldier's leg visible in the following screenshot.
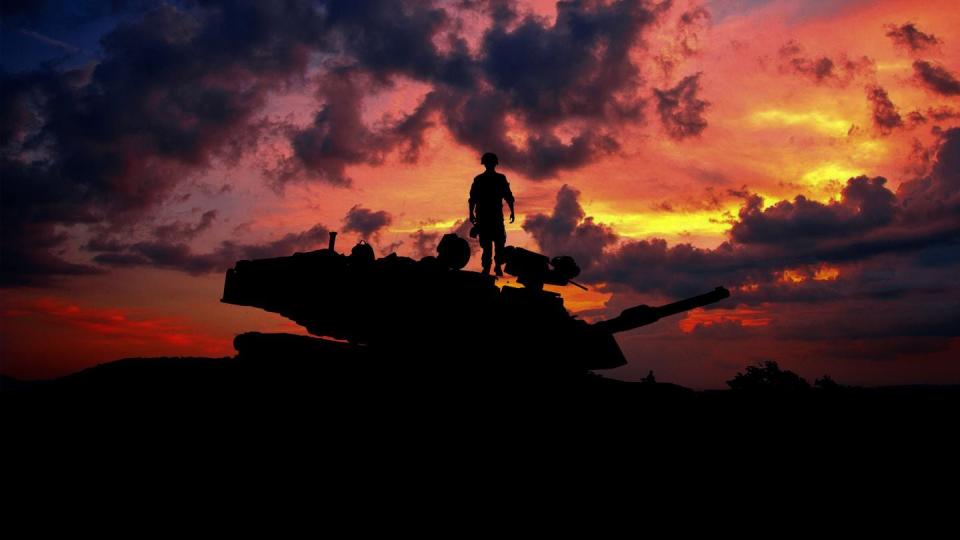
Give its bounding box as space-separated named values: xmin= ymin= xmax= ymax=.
xmin=493 ymin=224 xmax=506 ymax=276
xmin=479 ymin=234 xmax=493 ymax=274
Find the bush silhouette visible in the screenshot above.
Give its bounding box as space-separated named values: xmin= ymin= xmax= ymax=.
xmin=814 ymin=374 xmax=842 ymax=390
xmin=727 ymin=361 xmax=810 ymax=393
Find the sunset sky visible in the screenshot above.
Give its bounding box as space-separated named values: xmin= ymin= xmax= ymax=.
xmin=2 ymin=0 xmax=959 ymax=388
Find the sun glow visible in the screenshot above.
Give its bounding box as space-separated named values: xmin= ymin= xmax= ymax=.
xmin=778 ymin=264 xmax=841 ymax=284
xmin=544 ymin=282 xmax=612 ymax=316
xmin=797 ymin=163 xmax=864 ymax=201
xmin=813 ymin=265 xmax=840 ymax=281
xmin=748 ymin=109 xmax=852 ymax=136
xmin=802 ymin=163 xmax=863 ymax=188
xmin=779 ymin=269 xmax=806 ymax=284
xmin=389 ymin=218 xmax=463 ymax=233
xmin=679 ymin=305 xmax=773 ymax=333
xmin=585 ymin=206 xmax=737 ymax=240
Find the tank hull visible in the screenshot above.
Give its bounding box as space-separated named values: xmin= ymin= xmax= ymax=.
xmin=221 ymin=242 xmax=729 ymax=373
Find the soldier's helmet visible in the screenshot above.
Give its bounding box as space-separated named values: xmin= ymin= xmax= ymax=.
xmin=481 ymin=152 xmax=499 ymax=166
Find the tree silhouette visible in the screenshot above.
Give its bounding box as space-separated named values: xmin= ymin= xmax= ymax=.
xmin=727 ymin=361 xmax=810 ymax=393
xmin=814 ymin=374 xmax=842 ymax=390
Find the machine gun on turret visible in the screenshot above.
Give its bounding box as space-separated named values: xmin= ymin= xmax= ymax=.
xmin=502 ymin=246 xmax=586 ymax=290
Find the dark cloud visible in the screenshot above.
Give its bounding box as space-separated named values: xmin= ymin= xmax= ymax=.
xmin=277 ymin=0 xmax=670 ymax=182
xmin=902 ymin=107 xmax=960 ymax=131
xmin=912 ymin=60 xmax=960 ymax=96
xmin=153 ymin=210 xmax=218 ymax=242
xmin=435 ymin=89 xmax=622 ymax=179
xmin=272 ymin=71 xmax=441 ymax=186
xmin=906 ymin=110 xmax=927 ymax=126
xmin=885 ymin=23 xmax=941 ymax=54
xmin=342 ymin=205 xmax=393 ymax=239
xmin=1 ymin=1 xmax=331 ymax=285
xmin=730 ymin=176 xmax=896 ymax=244
xmin=480 ymin=1 xmax=656 ymax=125
xmin=788 ymin=56 xmax=835 ymax=84
xmin=419 ymin=0 xmax=668 ymax=179
xmin=904 ymin=137 xmax=934 ymax=176
xmin=653 ymin=73 xmax=710 ymax=139
xmin=84 ymin=232 xmax=128 ymax=253
xmin=0 ymin=0 xmax=686 ymax=285
xmin=0 ymin=221 xmax=102 ymax=286
xmin=409 ymin=229 xmax=441 ymax=259
xmin=0 ymin=153 xmax=103 ymax=286
xmin=89 ymin=252 xmax=151 ymax=268
xmin=589 ymin=130 xmax=960 ymax=298
xmin=777 ymin=40 xmax=874 ymax=86
xmin=865 ymin=84 xmax=903 ymax=134
xmin=92 ymin=223 xmax=331 ymax=275
xmin=274 ymin=73 xmax=386 ymax=186
xmin=263 ymin=0 xmax=479 ymax=185
xmin=522 ymin=184 xmax=618 ymax=271
xmin=591 ymin=238 xmax=751 ymax=297
xmin=1 ymin=0 xmax=452 ymax=281
xmin=652 ymin=4 xmax=711 ymax=78
xmin=927 ymin=106 xmax=960 ymax=122
xmin=0 ymin=0 xmax=163 ymax=73
xmin=897 ymin=127 xmax=960 ymax=218
xmin=676 ymin=6 xmax=711 ymax=57
xmin=650 ymin=187 xmax=726 ymax=213
xmin=324 ymin=0 xmax=474 ymax=87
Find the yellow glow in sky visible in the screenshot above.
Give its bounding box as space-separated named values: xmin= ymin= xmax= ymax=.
xmin=749 ymin=109 xmax=852 ymax=136
xmin=777 ymin=264 xmax=841 ymax=284
xmin=875 ymin=61 xmax=911 ymax=72
xmin=802 ymin=162 xmax=863 ymax=187
xmin=779 ymin=269 xmax=806 ymax=284
xmin=390 ymin=218 xmax=462 ymax=233
xmin=544 ymin=282 xmax=612 ymax=316
xmin=813 ymin=265 xmax=840 ymax=281
xmin=585 ymin=206 xmax=736 ymax=239
xmin=851 ymin=140 xmax=887 ymax=160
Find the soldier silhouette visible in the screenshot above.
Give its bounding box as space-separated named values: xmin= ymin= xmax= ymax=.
xmin=469 ymin=152 xmax=515 ymax=276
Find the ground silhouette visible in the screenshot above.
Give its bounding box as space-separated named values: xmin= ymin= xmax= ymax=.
xmin=4 ymin=232 xmax=958 ymax=444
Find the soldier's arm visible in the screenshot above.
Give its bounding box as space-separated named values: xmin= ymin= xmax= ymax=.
xmin=502 ymin=176 xmax=515 ymax=222
xmin=469 ymin=179 xmax=478 ymax=223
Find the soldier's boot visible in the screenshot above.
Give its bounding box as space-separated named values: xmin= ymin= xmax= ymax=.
xmin=494 ymin=264 xmax=504 ymax=277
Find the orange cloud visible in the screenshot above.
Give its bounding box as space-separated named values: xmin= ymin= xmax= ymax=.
xmin=678 ymin=305 xmax=773 ymax=333
xmin=777 ymin=264 xmax=841 ymax=284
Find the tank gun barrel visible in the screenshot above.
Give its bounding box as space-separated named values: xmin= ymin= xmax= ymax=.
xmin=595 ymin=287 xmax=730 ymax=334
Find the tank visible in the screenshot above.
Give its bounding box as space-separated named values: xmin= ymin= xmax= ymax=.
xmin=221 ymin=232 xmax=730 ymax=377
